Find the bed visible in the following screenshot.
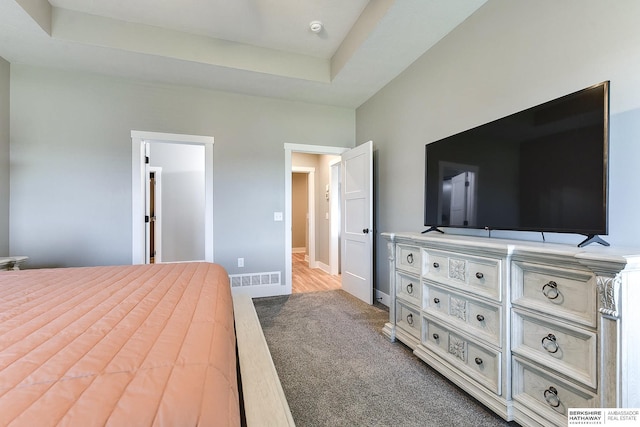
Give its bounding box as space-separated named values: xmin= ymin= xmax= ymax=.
xmin=0 ymin=262 xmax=294 ymax=426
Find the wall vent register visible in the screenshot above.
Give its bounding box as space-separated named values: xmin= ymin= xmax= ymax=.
xmin=229 ymin=271 xmax=281 ymax=288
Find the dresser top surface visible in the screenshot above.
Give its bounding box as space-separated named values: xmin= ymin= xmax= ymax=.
xmin=382 ymin=232 xmax=640 ymax=270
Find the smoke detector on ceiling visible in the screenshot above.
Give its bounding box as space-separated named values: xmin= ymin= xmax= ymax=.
xmin=309 ymin=21 xmax=323 ymax=33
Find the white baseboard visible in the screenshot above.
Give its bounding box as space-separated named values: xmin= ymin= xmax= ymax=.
xmin=316 ymin=261 xmax=331 ymax=275
xmin=292 ymin=247 xmax=306 ymax=253
xmin=375 ymin=289 xmax=390 ymax=307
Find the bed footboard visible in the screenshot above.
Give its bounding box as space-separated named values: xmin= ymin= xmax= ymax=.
xmin=233 ymin=293 xmax=295 ymax=426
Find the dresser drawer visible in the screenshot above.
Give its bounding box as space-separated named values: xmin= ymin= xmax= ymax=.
xmin=512 ymin=309 xmax=596 ymax=389
xmin=395 ymin=300 xmax=420 ymax=339
xmin=396 ymin=244 xmax=421 ymax=275
xmin=421 ymin=251 xmax=449 ymax=281
xmin=422 ymin=318 xmax=450 ymax=354
xmin=396 ymin=271 xmax=420 ymax=306
xmin=422 ymin=317 xmax=502 ymax=395
xmin=423 ymin=282 xmax=502 ymax=347
xmin=512 ymin=261 xmax=596 ymax=327
xmin=513 ymin=356 xmax=597 ymax=423
xmin=422 ymin=249 xmax=501 ymax=301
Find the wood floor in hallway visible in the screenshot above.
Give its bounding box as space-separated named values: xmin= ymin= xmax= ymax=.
xmin=292 ymin=252 xmax=342 ymax=293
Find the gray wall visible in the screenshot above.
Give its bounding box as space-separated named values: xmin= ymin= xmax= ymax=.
xmin=149 ymin=142 xmax=205 ymax=262
xmin=316 ymin=154 xmax=338 ymax=265
xmin=9 ymin=65 xmax=355 ymax=272
xmin=0 ymin=57 xmax=8 ymax=255
xmin=356 ymin=0 xmax=640 ymax=296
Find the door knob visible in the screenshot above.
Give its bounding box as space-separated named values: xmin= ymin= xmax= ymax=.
xmin=362 ymin=228 xmax=370 ymax=234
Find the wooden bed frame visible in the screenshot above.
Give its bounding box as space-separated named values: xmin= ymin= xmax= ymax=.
xmin=233 ymin=293 xmax=295 ymax=426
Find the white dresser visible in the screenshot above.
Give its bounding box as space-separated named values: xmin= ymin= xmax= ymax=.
xmin=382 ymin=232 xmax=640 ymax=427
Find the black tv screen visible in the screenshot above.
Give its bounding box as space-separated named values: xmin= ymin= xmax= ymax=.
xmin=424 ymin=81 xmax=609 ymax=239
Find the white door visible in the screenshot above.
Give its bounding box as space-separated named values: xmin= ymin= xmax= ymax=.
xmin=341 ymin=141 xmax=373 ymax=304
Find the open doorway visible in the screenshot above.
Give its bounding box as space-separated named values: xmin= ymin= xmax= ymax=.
xmin=148 ymin=142 xmax=205 ymax=262
xmin=287 ymin=146 xmax=345 ymax=293
xmin=131 ymin=131 xmax=214 ymax=264
xmin=284 ymin=141 xmax=373 ymax=302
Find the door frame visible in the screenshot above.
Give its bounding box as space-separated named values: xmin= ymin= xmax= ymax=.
xmin=284 ymin=143 xmax=348 ymax=291
xmin=132 ymin=131 xmax=214 ymax=264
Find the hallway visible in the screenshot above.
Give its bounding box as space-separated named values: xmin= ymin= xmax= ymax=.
xmin=292 ymin=253 xmax=341 ymax=293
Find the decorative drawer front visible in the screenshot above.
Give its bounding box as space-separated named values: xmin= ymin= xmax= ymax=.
xmin=422 ymin=249 xmax=501 ymax=301
xmin=513 ymin=356 xmax=597 ymax=423
xmin=396 ymin=271 xmax=420 ymax=306
xmin=511 ymin=261 xmax=596 ymax=327
xmin=395 ymin=300 xmax=420 ymax=338
xmin=512 ymin=309 xmax=596 ymax=389
xmin=421 ymin=252 xmax=449 ymax=281
xmin=465 ymin=339 xmax=502 ymax=396
xmin=396 ymin=244 xmax=421 ymax=275
xmin=422 ymin=318 xmax=450 ymax=354
xmin=422 ymin=317 xmax=502 ymax=395
xmin=423 ymin=282 xmax=501 ymax=347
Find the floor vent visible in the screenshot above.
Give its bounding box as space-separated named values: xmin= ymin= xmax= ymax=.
xmin=229 ymin=271 xmax=281 ymax=288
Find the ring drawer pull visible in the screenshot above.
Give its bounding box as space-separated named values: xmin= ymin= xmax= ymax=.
xmin=433 ymin=262 xmax=440 ymax=268
xmin=407 ymin=253 xmax=414 ymax=264
xmin=433 ymin=297 xmax=440 ymax=304
xmin=474 ymin=357 xmax=483 ymax=365
xmin=476 ymin=314 xmax=485 ymax=322
xmin=542 ymin=281 xmax=559 ymax=300
xmin=433 ymin=333 xmax=439 ymax=340
xmin=475 ymin=272 xmax=484 ymax=279
xmin=541 ymin=333 xmax=559 ymax=353
xmin=406 ymin=313 xmax=414 ymax=325
xmin=543 ymin=386 xmax=560 ymax=407
xmin=406 ymin=283 xmax=413 ymax=294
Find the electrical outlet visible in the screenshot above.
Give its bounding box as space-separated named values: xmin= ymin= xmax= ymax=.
xmin=238 ymin=258 xmax=244 ymax=268
xmin=274 ymin=212 xmax=283 ymax=221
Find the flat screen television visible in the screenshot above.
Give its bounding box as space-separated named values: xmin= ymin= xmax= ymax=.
xmin=424 ymin=81 xmax=610 ymax=247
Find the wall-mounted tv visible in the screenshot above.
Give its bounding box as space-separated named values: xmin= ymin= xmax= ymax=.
xmin=424 ymin=81 xmax=610 ymax=247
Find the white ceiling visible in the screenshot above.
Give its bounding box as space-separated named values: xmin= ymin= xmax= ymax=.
xmin=0 ymin=0 xmax=487 ymax=108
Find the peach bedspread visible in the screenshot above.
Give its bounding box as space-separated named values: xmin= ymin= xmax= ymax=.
xmin=0 ymin=262 xmax=239 ymax=426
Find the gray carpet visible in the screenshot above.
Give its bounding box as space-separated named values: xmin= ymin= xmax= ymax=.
xmin=253 ymin=290 xmax=518 ymax=427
